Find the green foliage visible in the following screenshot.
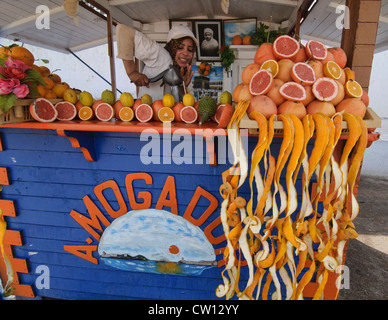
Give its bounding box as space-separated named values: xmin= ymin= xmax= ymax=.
xmin=250 ymin=22 xmax=286 ymax=46
xmin=218 ymin=46 xmax=235 ymax=72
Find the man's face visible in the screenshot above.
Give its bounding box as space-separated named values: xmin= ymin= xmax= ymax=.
xmin=204 ymin=32 xmax=212 ymax=41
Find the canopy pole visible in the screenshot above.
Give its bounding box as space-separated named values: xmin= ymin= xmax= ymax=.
xmin=107 ymin=10 xmax=117 ymax=100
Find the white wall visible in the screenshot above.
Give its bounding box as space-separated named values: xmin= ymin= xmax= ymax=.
xmin=0 ymin=38 xmax=137 ymax=100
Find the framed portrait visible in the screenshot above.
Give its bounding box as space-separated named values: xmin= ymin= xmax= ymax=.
xmin=169 ymin=19 xmax=193 ymax=30
xmin=194 ymin=20 xmax=222 ymax=61
xmin=223 ymin=18 xmax=257 ymax=46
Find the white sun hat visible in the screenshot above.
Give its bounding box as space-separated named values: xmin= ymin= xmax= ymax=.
xmin=167 ymin=25 xmax=199 ymax=47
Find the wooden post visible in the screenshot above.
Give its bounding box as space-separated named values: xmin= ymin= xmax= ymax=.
xmin=107 ymin=10 xmax=117 ymax=100
xmin=341 ymin=0 xmax=381 ymax=92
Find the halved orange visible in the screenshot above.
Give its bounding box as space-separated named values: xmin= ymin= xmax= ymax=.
xmin=158 ymin=106 xmax=175 ymax=122
xmin=260 ymin=59 xmax=279 ymax=78
xmin=78 ymin=106 xmax=93 ymax=120
xmin=345 ymin=79 xmax=363 ymax=98
xmin=119 ymin=106 xmax=134 ymax=121
xmin=323 ymin=61 xmax=341 ymax=80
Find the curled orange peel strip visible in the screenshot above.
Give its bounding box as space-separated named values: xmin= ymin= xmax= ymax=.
xmin=0 ymin=208 xmax=14 ymax=297
xmin=217 ymin=110 xmax=368 ymax=300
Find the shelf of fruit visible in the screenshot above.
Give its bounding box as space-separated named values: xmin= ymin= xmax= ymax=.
xmin=0 ymin=39 xmax=381 ymax=138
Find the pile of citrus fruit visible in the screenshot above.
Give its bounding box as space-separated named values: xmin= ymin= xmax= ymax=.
xmin=234 ymin=35 xmax=369 ymax=121
xmin=216 ymin=35 xmax=373 ymax=301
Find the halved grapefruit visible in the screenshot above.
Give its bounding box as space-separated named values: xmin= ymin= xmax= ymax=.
xmin=217 ymin=104 xmax=234 ymax=128
xmin=55 ymin=101 xmax=77 ymax=121
xmin=273 ymin=35 xmax=300 ymax=60
xmin=249 ymin=69 xmax=273 ymax=95
xmin=29 ymin=98 xmax=58 ymax=122
xmin=312 ymin=77 xmax=339 ymax=102
xmin=279 ymin=82 xmax=307 ymax=102
xmin=135 ymin=104 xmax=153 ymax=122
xmin=305 ymin=40 xmax=327 ymax=60
xmin=95 ymin=103 xmax=114 ymax=121
xmin=180 ymin=105 xmax=198 ymax=123
xmin=291 ymin=62 xmax=316 ymax=86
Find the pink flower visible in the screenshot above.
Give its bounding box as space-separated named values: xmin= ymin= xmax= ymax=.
xmin=5 ymin=56 xmax=31 ymax=72
xmin=0 ymin=56 xmax=31 ymax=80
xmin=0 ymin=65 xmax=26 ymax=80
xmin=0 ymin=78 xmax=20 ymax=95
xmin=13 ymin=84 xmax=29 ymax=98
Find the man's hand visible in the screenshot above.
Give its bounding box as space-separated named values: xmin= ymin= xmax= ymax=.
xmin=129 ymin=71 xmax=150 ymax=88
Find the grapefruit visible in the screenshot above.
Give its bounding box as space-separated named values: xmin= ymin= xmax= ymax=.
xmin=306 ymin=100 xmax=336 ymax=117
xmin=172 ymin=102 xmax=185 ymax=122
xmin=273 ymin=35 xmax=300 ymax=60
xmin=249 ymin=69 xmax=273 ymax=95
xmin=312 ymin=77 xmax=339 ymax=102
xmin=266 ymin=78 xmax=286 ymax=106
xmin=301 ymin=85 xmax=315 ymax=106
xmin=29 ymin=98 xmax=58 ymax=123
xmin=152 ymin=100 xmax=165 ymax=121
xmin=307 ymin=60 xmax=324 ymax=79
xmin=277 ymin=59 xmax=295 ymax=82
xmin=113 ymin=100 xmax=124 ymax=116
xmin=331 ymin=80 xmax=345 ymax=106
xmin=54 ymin=101 xmax=77 ymax=121
xmin=213 ymin=104 xmax=225 ymax=124
xmin=254 ymin=43 xmax=278 ymax=66
xmin=135 ymin=104 xmax=153 ymax=122
xmin=279 ymin=82 xmax=307 ymax=102
xmin=328 ymin=47 xmax=347 ymax=69
xmin=321 ymin=51 xmax=335 ymax=66
xmin=238 ymin=84 xmax=253 ymax=102
xmin=336 ymin=98 xmax=366 ymax=118
xmin=92 ymin=99 xmax=103 ymax=111
xmin=95 ymin=103 xmax=114 ymax=121
xmin=291 ymin=62 xmax=316 ymax=86
xmin=242 ymin=63 xmax=260 ymax=85
xmin=180 ymin=105 xmax=198 ymax=123
xmin=291 ymin=46 xmax=308 ymax=63
xmin=361 ymin=90 xmax=370 ymax=107
xmin=232 ymin=83 xmax=244 ymax=103
xmin=217 ymin=104 xmax=234 ymax=128
xmin=278 ymin=100 xmax=306 ymax=120
xmin=305 ymin=40 xmax=327 ymax=60
xmin=247 ymin=95 xmax=277 ymax=119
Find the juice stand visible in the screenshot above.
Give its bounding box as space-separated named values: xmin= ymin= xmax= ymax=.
xmin=0 ymin=0 xmax=383 ymax=300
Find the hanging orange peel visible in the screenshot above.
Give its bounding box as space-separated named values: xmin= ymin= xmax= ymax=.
xmin=217 ymin=100 xmax=368 ymax=300
xmin=0 ymin=207 xmax=14 ymax=298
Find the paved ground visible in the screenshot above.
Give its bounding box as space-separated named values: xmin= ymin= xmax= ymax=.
xmin=338 ymin=175 xmax=388 ymax=300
